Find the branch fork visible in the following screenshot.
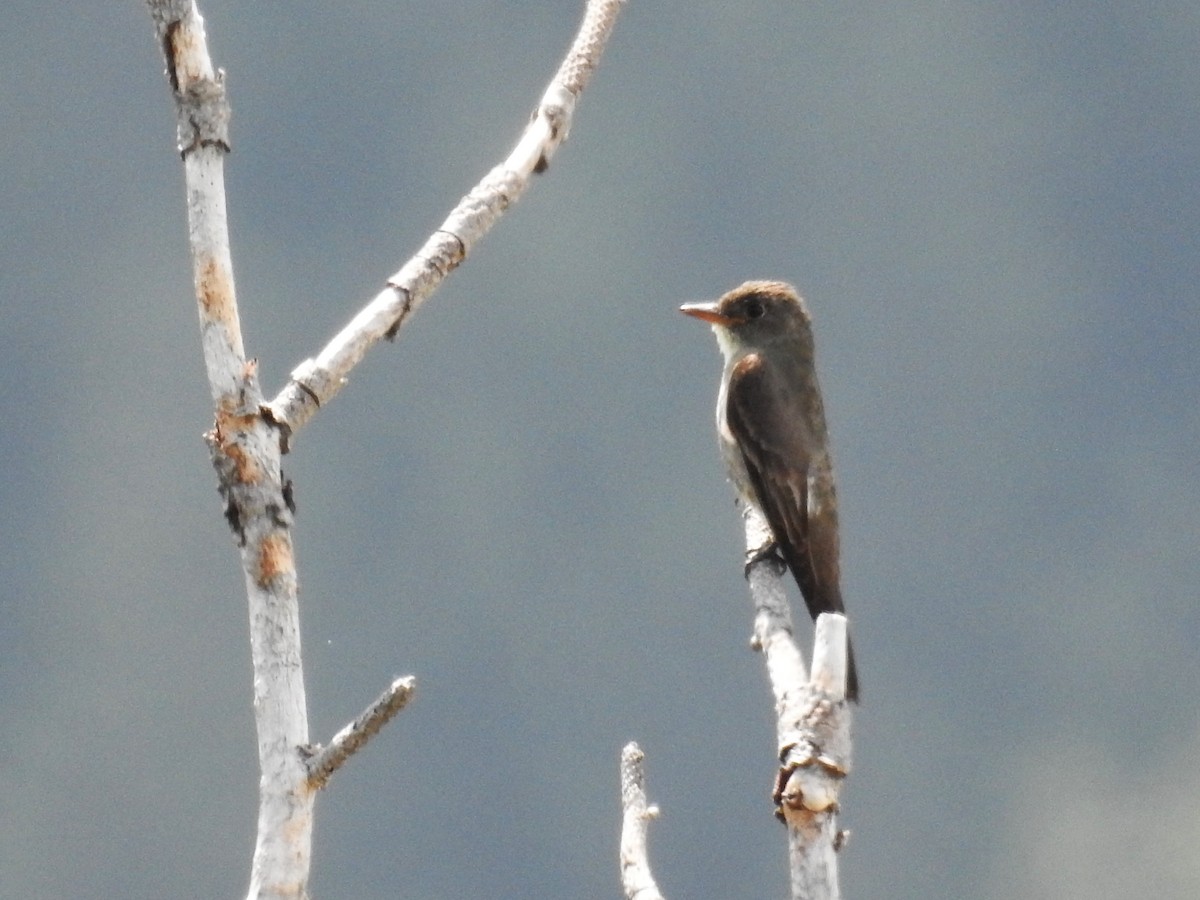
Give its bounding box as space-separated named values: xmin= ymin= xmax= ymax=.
xmin=147 ymin=1 xmax=626 ymax=897
xmin=264 ymin=0 xmax=627 ymax=445
xmin=305 ymin=677 xmax=417 ymax=791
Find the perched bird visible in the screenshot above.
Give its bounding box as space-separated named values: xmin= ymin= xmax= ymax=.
xmin=681 ymin=281 xmax=858 ymax=701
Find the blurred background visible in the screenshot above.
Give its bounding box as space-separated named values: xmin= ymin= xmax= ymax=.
xmin=2 ymin=2 xmax=1197 ymax=897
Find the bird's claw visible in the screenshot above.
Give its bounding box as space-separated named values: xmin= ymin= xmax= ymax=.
xmin=744 ymin=540 xmax=785 ymax=578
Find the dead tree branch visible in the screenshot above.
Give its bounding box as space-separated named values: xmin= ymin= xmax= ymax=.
xmin=305 ymin=677 xmax=417 ymax=790
xmin=264 ymin=0 xmax=627 ymax=446
xmin=743 ymin=502 xmax=851 ymax=900
xmin=619 ymin=743 xmax=666 ymax=900
xmin=145 ymin=1 xmax=626 ymax=897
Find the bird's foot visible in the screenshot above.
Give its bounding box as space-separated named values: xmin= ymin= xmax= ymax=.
xmin=744 ymin=540 xmax=786 ymax=578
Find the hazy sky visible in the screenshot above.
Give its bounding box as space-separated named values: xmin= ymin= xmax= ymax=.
xmin=2 ymin=3 xmax=1198 ymax=898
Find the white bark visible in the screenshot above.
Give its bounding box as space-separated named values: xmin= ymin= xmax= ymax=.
xmin=305 ymin=677 xmax=416 ymax=790
xmin=145 ymin=1 xmax=626 ymax=897
xmin=146 ymin=5 xmax=312 ymax=896
xmin=264 ymin=0 xmax=628 ymax=445
xmin=619 ymin=743 xmax=667 ymax=900
xmin=743 ymin=502 xmax=851 ymax=900
xmin=617 ymin=506 xmax=853 ymax=899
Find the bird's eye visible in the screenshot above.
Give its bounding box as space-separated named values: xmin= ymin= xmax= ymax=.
xmin=744 ymin=300 xmax=764 ymax=319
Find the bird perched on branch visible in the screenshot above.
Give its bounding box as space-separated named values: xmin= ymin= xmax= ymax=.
xmin=681 ymin=281 xmax=858 ymax=701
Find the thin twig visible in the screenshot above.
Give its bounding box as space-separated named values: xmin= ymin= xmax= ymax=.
xmin=619 ymin=743 xmax=667 ymax=900
xmin=265 ymin=0 xmax=628 ymax=445
xmin=306 ymin=677 xmax=416 ymax=790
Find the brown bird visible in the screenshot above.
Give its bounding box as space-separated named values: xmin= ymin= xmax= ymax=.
xmin=681 ymin=281 xmax=858 ymax=701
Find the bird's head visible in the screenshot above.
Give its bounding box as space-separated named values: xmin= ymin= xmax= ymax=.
xmin=680 ymin=281 xmax=812 ymax=358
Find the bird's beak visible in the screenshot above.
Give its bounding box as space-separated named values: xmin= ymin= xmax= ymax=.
xmin=680 ymin=301 xmax=735 ymax=327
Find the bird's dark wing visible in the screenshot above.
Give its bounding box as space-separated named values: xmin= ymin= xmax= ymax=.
xmin=725 ymin=351 xmax=858 ymax=701
xmin=725 ymin=353 xmax=844 ymax=620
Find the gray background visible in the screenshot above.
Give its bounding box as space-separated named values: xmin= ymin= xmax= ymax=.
xmin=3 ymin=2 xmax=1198 ymax=897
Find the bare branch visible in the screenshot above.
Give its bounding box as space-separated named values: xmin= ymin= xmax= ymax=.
xmin=306 ymin=677 xmax=416 ymax=790
xmin=742 ymin=502 xmax=851 ymax=900
xmin=265 ymin=0 xmax=628 ymax=444
xmin=810 ymin=612 xmax=849 ymax=699
xmin=148 ymin=2 xmax=627 ymax=896
xmin=147 ymin=4 xmax=312 ymax=898
xmin=619 ymin=743 xmax=666 ymax=900
xmin=145 ymin=0 xmax=243 ymax=397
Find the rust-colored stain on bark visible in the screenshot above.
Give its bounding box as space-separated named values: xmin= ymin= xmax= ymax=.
xmin=781 ymin=806 xmax=825 ymax=842
xmin=224 ymin=441 xmax=258 ymax=484
xmin=168 ymin=21 xmax=203 ymax=87
xmin=198 ymin=255 xmax=234 ymax=324
xmin=258 ymin=533 xmax=294 ymax=586
xmin=213 ymin=405 xmax=263 ymax=484
xmin=214 ymin=399 xmax=258 ymax=435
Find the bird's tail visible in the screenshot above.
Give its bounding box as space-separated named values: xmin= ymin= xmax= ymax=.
xmin=845 ymin=638 xmax=859 ymax=703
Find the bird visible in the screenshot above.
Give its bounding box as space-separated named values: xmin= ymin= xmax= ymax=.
xmin=681 ymin=280 xmax=858 ymax=701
